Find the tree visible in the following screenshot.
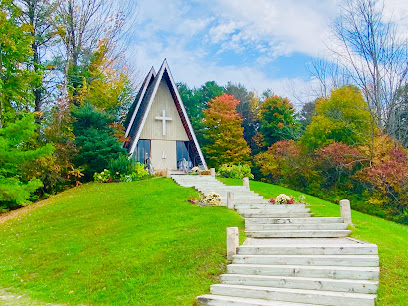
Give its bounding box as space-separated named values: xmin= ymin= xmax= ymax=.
xmin=0 ymin=0 xmax=36 ymax=127
xmin=225 ymin=82 xmax=261 ymax=152
xmin=0 ymin=113 xmax=54 ymax=209
xmin=301 ymin=86 xmax=375 ymax=151
xmin=72 ymin=104 xmax=126 ymax=180
xmin=72 ymin=40 xmax=134 ymax=116
xmin=255 ymin=140 xmax=317 ymax=188
xmin=328 ymin=0 xmax=407 ymax=138
xmin=177 ymin=81 xmax=224 ymax=146
xmin=17 ymin=0 xmax=57 ymax=125
xmin=315 ymin=142 xmax=363 ymax=190
xmin=357 ymin=134 xmax=408 ymax=222
xmin=299 ymin=99 xmax=316 ymax=131
xmin=306 ymin=58 xmax=351 ymax=98
xmin=202 ymin=94 xmax=251 ymax=168
xmin=259 ymin=95 xmax=301 ymax=147
xmin=54 ymin=0 xmax=130 ymax=107
xmin=388 ymin=83 xmax=408 ymax=147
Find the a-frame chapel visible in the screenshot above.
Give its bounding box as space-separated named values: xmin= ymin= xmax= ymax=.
xmin=123 ymin=59 xmax=207 ymax=173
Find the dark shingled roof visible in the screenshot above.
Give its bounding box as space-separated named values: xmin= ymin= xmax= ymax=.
xmin=124 ymin=67 xmax=156 ymax=132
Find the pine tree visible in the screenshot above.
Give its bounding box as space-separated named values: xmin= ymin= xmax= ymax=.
xmin=72 ymin=104 xmax=126 ymax=180
xmin=0 ymin=113 xmax=54 ymax=209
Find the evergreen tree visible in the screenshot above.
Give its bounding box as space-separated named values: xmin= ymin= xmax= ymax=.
xmin=260 ymin=95 xmax=301 ymax=147
xmin=0 ymin=113 xmax=54 ymax=209
xmin=72 ymin=104 xmax=126 ymax=180
xmin=202 ymin=94 xmax=251 ymax=168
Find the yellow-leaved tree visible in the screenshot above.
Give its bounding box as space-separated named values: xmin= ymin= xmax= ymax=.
xmin=301 ymin=86 xmax=375 ymax=151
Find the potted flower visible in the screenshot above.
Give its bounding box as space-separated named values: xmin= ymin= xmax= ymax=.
xmin=191 ymin=166 xmax=200 ymax=175
xmin=204 ymin=192 xmax=222 ymax=206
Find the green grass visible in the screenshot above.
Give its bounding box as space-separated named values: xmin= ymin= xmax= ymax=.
xmin=219 ymin=178 xmax=408 ymax=305
xmin=0 ymin=178 xmax=245 ymax=305
xmin=2 ymin=177 xmax=406 ymax=305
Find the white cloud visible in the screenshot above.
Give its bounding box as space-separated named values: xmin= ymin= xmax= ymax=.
xmin=206 ymin=0 xmax=338 ymax=57
xmin=125 ymin=0 xmax=406 ymax=109
xmin=128 ymin=38 xmax=315 ymax=109
xmin=209 ymin=21 xmax=241 ymax=44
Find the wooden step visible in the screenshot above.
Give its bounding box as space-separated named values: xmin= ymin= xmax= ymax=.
xmin=245 ymin=230 xmax=351 ymax=238
xmin=220 ymin=274 xmax=378 ymax=294
xmin=235 ymin=204 xmax=306 ymax=209
xmin=245 ymin=217 xmax=343 ymax=224
xmin=232 ymin=254 xmax=379 ymax=266
xmin=236 ymin=244 xmax=378 ymax=255
xmin=227 ymin=264 xmax=380 ymax=280
xmin=210 ymin=284 xmax=376 ymax=306
xmin=239 ymin=209 xmax=311 ymax=216
xmin=197 ymin=294 xmax=319 ymax=305
xmin=242 ymin=213 xmax=313 ymax=218
xmin=245 ymin=223 xmax=348 ymax=231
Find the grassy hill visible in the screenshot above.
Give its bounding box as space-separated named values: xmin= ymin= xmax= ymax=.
xmin=0 ymin=178 xmax=244 ymax=305
xmin=0 ymin=177 xmax=406 ymax=305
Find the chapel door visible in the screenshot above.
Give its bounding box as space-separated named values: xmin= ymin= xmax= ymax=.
xmin=151 ymin=140 xmax=177 ymax=170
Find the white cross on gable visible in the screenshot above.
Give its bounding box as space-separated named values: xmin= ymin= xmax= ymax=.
xmin=155 ymin=109 xmax=172 ymax=136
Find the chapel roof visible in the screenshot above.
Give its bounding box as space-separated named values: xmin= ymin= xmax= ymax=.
xmin=124 ymin=59 xmax=207 ymax=169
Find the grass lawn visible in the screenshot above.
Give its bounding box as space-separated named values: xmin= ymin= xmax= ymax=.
xmin=0 ymin=178 xmax=244 ymax=305
xmin=219 ymin=178 xmax=408 ymax=305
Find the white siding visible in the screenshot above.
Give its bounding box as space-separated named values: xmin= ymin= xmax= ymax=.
xmin=140 ymin=79 xmax=189 ymax=141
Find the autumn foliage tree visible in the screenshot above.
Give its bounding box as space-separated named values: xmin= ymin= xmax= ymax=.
xmin=255 ymin=140 xmax=318 ymax=189
xmin=202 ymin=94 xmax=251 ymax=168
xmin=357 ymin=135 xmax=408 ymax=221
xmin=301 ymin=86 xmax=374 ymax=151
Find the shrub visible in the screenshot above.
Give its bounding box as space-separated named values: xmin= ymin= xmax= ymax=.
xmin=94 ymin=162 xmax=148 ymax=183
xmin=93 ymin=169 xmax=112 ymax=183
xmin=108 ymin=155 xmax=134 ymax=179
xmin=217 ymin=163 xmax=254 ymax=179
xmin=122 ymin=163 xmax=148 ymax=181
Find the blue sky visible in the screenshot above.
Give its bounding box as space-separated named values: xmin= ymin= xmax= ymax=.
xmin=126 ymin=0 xmax=408 ymax=108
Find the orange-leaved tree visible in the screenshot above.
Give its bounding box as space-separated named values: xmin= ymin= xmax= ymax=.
xmin=202 ymin=94 xmax=251 ymax=168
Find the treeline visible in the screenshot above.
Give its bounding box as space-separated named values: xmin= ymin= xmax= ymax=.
xmin=178 ymin=82 xmax=408 ymax=224
xmin=0 ymin=0 xmax=134 ymax=211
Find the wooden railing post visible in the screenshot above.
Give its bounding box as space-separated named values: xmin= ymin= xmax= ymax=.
xmin=227 ymin=192 xmax=235 ymax=209
xmin=243 ymin=177 xmax=249 ymax=188
xmin=210 ymin=168 xmax=216 ymax=177
xmin=340 ymin=199 xmax=352 ymax=225
xmin=227 ymin=227 xmax=239 ymax=260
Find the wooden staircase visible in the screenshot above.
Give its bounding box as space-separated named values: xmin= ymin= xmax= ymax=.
xmin=171 ymin=175 xmax=379 ymax=305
